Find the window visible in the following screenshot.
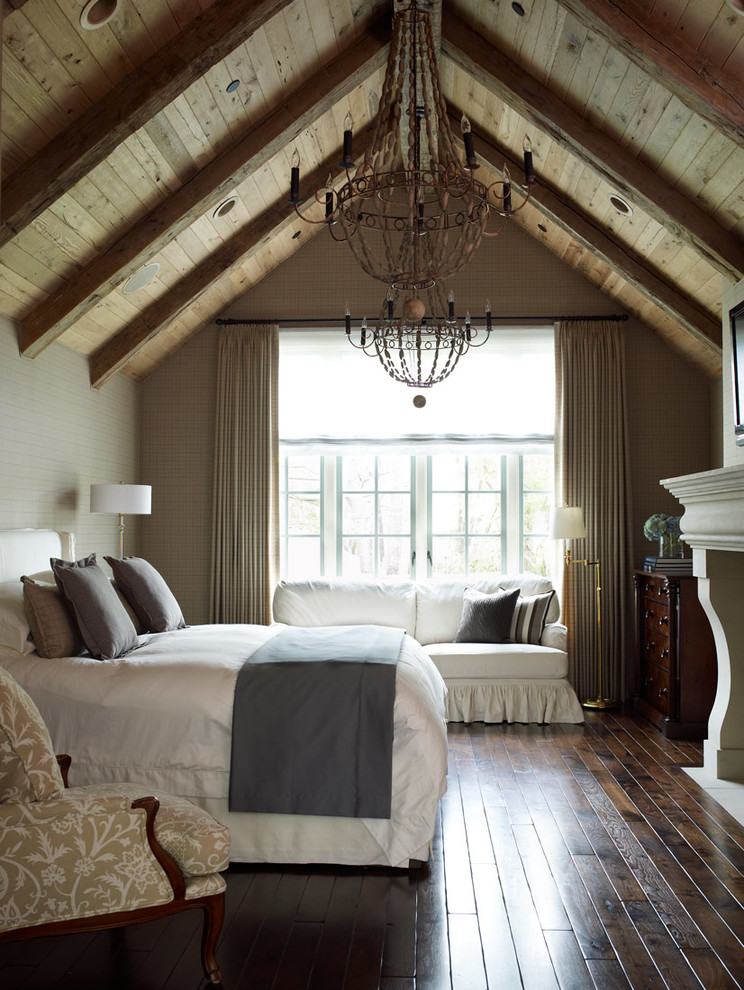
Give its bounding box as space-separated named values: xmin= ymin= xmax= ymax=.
xmin=279 ymin=325 xmax=555 ymax=580
xmin=339 ymin=454 xmax=413 ymax=577
xmin=280 ymin=452 xmax=552 ymax=579
xmin=280 ymin=454 xmax=323 ymax=577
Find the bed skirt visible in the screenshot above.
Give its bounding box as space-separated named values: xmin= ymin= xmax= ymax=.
xmin=185 ymin=796 xmax=436 ymax=868
xmin=444 ymin=678 xmax=584 ymax=724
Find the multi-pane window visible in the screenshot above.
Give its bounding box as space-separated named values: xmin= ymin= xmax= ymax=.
xmin=339 ymin=454 xmax=413 ymax=577
xmin=280 ymin=451 xmax=552 ymax=580
xmin=280 ymin=454 xmax=323 ymax=577
xmin=429 ymin=454 xmax=504 ymax=575
xmin=521 ymin=455 xmax=552 ymax=574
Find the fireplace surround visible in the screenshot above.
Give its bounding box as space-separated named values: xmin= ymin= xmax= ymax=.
xmin=662 ymin=465 xmax=744 ymax=780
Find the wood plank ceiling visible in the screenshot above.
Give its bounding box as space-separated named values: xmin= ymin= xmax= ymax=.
xmin=1 ymin=0 xmax=743 ymax=385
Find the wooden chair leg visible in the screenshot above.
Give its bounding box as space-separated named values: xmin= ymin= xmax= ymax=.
xmin=200 ymin=893 xmax=225 ymax=984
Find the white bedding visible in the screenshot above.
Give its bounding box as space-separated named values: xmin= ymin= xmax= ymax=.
xmin=0 ymin=623 xmax=449 ymax=868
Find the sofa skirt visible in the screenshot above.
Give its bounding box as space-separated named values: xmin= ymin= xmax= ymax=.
xmin=445 ymin=678 xmax=584 ymax=724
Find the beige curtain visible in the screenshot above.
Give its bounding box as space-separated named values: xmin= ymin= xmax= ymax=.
xmin=555 ymin=320 xmax=633 ymax=702
xmin=211 ymin=324 xmax=279 ymax=625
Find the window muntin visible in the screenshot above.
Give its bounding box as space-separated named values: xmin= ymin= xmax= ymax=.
xmin=339 ymin=455 xmax=413 ymax=577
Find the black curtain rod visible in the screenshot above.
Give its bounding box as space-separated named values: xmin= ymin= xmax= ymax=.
xmin=216 ymin=314 xmax=629 ymax=326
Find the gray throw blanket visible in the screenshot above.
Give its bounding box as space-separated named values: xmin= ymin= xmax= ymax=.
xmin=229 ymin=625 xmax=404 ymax=818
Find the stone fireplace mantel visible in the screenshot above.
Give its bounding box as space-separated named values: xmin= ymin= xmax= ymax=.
xmin=663 ymin=465 xmax=744 ymax=779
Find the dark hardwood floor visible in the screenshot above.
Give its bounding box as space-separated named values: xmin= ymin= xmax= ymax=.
xmin=4 ymin=710 xmax=744 ymax=989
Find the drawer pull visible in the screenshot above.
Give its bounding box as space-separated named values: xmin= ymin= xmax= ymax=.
xmin=658 ymin=616 xmax=669 ymax=626
xmin=659 ymin=687 xmax=668 ymax=697
xmin=660 ymin=649 xmax=669 ymax=659
xmin=645 ymin=610 xmax=654 ymax=619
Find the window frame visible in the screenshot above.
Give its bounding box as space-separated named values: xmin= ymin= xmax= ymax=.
xmin=279 ymin=449 xmax=553 ymax=580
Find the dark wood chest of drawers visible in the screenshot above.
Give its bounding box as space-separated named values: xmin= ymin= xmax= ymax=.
xmin=633 ymin=570 xmax=717 ymax=739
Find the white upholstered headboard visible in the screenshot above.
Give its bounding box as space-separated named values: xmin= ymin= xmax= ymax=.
xmin=0 ymin=529 xmax=75 ymax=582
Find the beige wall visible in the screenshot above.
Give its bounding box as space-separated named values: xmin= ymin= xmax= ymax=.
xmin=0 ymin=316 xmax=142 ymax=563
xmin=140 ymin=329 xmax=218 ymax=624
xmin=141 ymin=224 xmax=717 ymax=623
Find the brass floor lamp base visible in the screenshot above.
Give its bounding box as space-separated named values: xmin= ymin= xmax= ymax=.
xmin=582 ymin=697 xmax=618 ymax=710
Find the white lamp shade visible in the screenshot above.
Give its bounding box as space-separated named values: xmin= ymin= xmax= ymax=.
xmin=90 ymin=483 xmax=152 ymax=515
xmin=549 ymin=506 xmax=587 ymax=540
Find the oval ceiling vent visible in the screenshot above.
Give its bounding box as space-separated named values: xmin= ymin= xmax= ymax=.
xmin=123 ymin=263 xmax=160 ymax=295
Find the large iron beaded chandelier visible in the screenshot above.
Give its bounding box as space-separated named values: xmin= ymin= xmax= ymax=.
xmin=345 ymin=284 xmax=492 ymax=389
xmin=289 ymin=0 xmax=535 ymax=387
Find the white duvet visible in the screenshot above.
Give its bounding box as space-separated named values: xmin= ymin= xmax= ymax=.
xmin=0 ymin=623 xmax=449 ymax=868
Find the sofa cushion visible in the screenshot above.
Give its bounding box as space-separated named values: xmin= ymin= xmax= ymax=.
xmin=424 ymin=643 xmax=568 ymax=680
xmin=272 ymin=579 xmax=417 ymax=636
xmin=415 ymin=575 xmax=558 ymax=646
xmin=455 ymin=587 xmax=520 ymax=643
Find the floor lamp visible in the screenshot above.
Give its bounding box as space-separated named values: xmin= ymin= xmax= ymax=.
xmin=90 ymin=483 xmax=152 ymax=559
xmin=549 ymin=506 xmax=616 ymax=711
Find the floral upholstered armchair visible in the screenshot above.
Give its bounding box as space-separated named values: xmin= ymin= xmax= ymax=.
xmin=0 ymin=665 xmax=230 ymax=984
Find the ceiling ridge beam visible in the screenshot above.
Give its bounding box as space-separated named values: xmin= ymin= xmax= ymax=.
xmin=0 ymin=0 xmax=293 ymax=248
xmin=447 ymin=109 xmax=721 ymax=356
xmin=20 ymin=22 xmax=389 ymax=360
xmin=559 ymin=0 xmax=744 ymax=144
xmin=89 ymin=126 xmax=375 ymax=389
xmin=442 ymin=9 xmax=744 ymax=284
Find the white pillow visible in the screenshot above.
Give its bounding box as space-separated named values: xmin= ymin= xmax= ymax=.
xmin=0 ymin=580 xmax=33 ymax=654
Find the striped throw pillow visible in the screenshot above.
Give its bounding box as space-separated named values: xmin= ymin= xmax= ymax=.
xmin=509 ymin=590 xmax=556 ymax=645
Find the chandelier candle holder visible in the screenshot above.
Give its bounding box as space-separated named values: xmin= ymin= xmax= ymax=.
xmin=287 ymin=0 xmax=536 ymax=291
xmin=345 ymin=286 xmax=492 ymax=389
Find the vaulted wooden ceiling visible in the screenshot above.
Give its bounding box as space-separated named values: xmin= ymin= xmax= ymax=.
xmin=1 ymin=0 xmax=742 ymax=385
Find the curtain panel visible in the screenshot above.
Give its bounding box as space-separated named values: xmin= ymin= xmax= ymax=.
xmin=555 ymin=320 xmax=633 ymax=702
xmin=211 ymin=324 xmax=279 ymax=625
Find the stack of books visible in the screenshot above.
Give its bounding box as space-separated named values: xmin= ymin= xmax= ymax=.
xmin=643 ymin=556 xmax=693 ymax=575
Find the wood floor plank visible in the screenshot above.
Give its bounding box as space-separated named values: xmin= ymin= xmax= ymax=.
xmin=683 ymin=947 xmax=742 ymax=990
xmin=572 ymin=856 xmax=665 ymax=990
xmin=380 ymin=874 xmax=416 ymax=980
xmin=624 ymin=899 xmax=705 ymax=989
xmin=484 ymin=806 xmax=561 ymax=990
xmin=307 ymin=874 xmax=364 ymax=990
xmin=447 ymin=913 xmax=488 ymax=989
xmin=10 ymin=714 xmax=744 ymax=990
xmin=471 ymin=861 xmax=523 ymax=988
xmin=543 ymin=929 xmax=596 ymax=990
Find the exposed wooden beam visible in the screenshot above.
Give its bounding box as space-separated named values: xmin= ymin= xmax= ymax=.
xmin=89 ymin=127 xmax=375 ymax=388
xmin=448 ymin=110 xmax=721 ymax=355
xmin=442 ymin=9 xmax=744 ymax=284
xmin=560 ymin=0 xmax=744 ymax=143
xmin=20 ymin=22 xmax=389 ymax=360
xmin=0 ymin=0 xmax=293 ymax=247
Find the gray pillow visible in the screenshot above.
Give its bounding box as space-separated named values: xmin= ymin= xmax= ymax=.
xmin=455 ymin=587 xmax=520 ymax=644
xmin=51 ymin=555 xmax=139 ymax=661
xmin=104 ymin=556 xmax=185 ymax=633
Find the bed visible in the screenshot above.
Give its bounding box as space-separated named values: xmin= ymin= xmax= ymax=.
xmin=0 ymin=529 xmax=448 ymax=868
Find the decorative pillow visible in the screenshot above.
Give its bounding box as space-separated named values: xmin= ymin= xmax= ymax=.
xmin=455 ymin=587 xmax=520 ymax=644
xmin=51 ymin=555 xmax=139 ymax=661
xmin=104 ymin=556 xmax=185 ymax=633
xmin=509 ymin=590 xmax=556 ymax=645
xmin=112 ymin=582 xmax=146 ymax=635
xmin=0 ymin=580 xmax=33 ymax=654
xmin=21 ymin=576 xmax=84 ymax=659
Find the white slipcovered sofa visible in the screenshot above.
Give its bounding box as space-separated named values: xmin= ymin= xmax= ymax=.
xmin=272 ymin=575 xmax=584 ymax=724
